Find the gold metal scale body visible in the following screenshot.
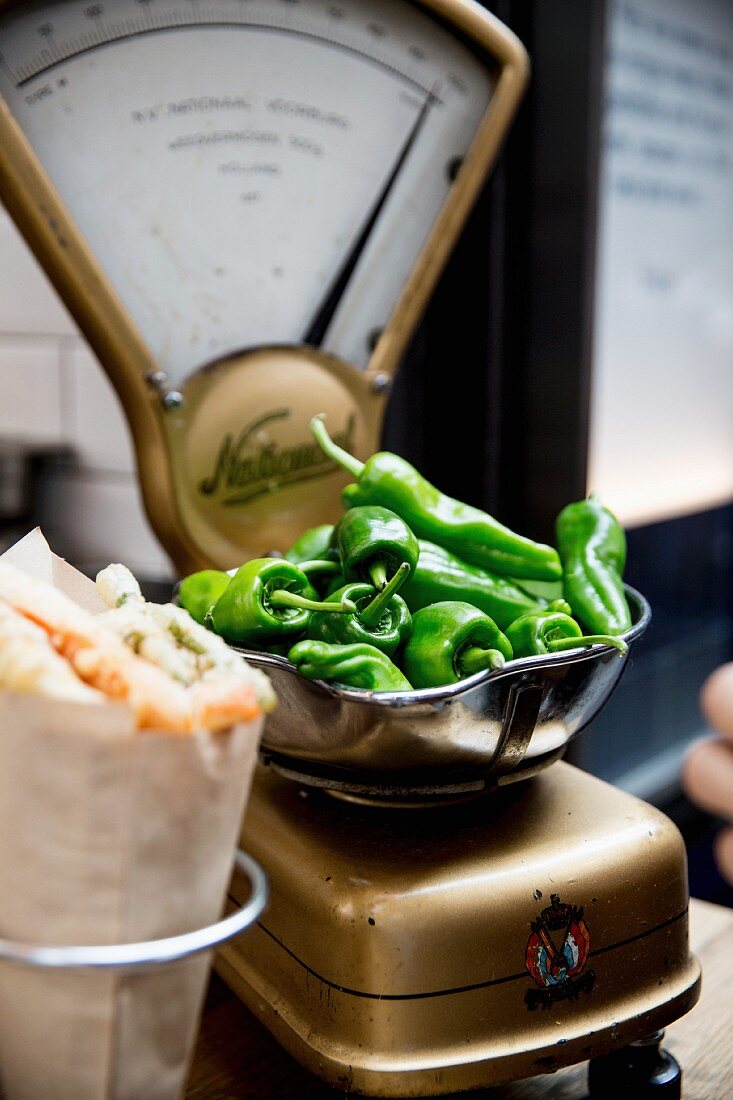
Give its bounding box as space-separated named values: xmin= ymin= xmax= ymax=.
xmin=220 ymin=759 xmax=701 ymax=1096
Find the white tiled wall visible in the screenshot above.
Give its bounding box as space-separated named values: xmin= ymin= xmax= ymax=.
xmin=0 ymin=207 xmax=78 ymax=336
xmin=0 ymin=339 xmax=64 ymax=441
xmin=0 ymin=205 xmax=173 ymax=579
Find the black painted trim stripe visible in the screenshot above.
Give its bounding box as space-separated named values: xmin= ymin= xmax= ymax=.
xmin=588 ymin=908 xmax=688 ymax=960
xmin=230 ymin=906 xmax=688 ymax=1002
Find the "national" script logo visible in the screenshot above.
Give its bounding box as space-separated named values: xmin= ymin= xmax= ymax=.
xmin=198 ymin=409 xmax=356 ymax=506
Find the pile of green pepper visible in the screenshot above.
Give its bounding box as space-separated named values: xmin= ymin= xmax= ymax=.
xmin=179 ymin=418 xmax=633 ymax=693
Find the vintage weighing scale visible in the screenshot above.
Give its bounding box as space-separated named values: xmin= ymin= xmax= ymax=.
xmin=0 ymin=0 xmax=700 ymax=1094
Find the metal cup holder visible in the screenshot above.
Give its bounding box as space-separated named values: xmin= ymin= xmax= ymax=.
xmin=0 ymin=850 xmax=267 ymax=972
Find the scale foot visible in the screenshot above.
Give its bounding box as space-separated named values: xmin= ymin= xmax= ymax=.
xmin=588 ymin=1031 xmax=682 ymax=1098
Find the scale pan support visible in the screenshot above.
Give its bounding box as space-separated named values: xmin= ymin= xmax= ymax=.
xmin=0 ymin=0 xmax=527 ymax=570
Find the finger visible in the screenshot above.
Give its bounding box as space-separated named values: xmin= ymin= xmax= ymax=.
xmin=700 ymin=663 xmax=733 ymax=742
xmin=714 ymin=827 xmax=733 ymax=887
xmin=681 ymin=737 xmax=733 ymax=822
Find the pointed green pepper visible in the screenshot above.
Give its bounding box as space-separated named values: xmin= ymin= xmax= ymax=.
xmin=556 ymin=494 xmax=632 ymax=635
xmin=333 ymin=505 xmax=419 ymax=590
xmin=402 ymin=601 xmax=512 ymax=688
xmin=401 ymin=539 xmax=545 ymax=630
xmin=209 ymin=558 xmax=355 ymax=647
xmin=506 ymin=608 xmax=627 ymax=657
xmin=177 ymin=569 xmax=232 ymax=626
xmin=307 ymin=561 xmax=412 ymax=657
xmin=311 ymin=416 xmax=561 ymax=581
xmin=285 ymin=524 xmax=336 ymax=565
xmin=288 ymin=640 xmax=412 ymax=692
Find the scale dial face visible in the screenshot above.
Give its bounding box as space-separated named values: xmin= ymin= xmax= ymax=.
xmin=0 ymin=0 xmax=526 ymax=569
xmin=0 ymin=0 xmax=496 ymax=384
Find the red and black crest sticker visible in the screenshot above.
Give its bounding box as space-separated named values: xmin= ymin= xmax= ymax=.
xmin=524 ymin=893 xmax=595 ymax=1010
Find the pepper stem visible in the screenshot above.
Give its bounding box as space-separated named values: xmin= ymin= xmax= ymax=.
xmin=368 ymin=560 xmax=388 ymax=590
xmin=269 ymin=589 xmax=356 ymax=614
xmin=297 ymin=559 xmax=341 ymax=577
xmin=458 ymin=646 xmax=506 ymax=676
xmin=359 ymin=562 xmax=410 ymax=628
xmin=311 ymin=415 xmax=364 ymax=478
xmin=548 ymin=635 xmax=628 ymax=654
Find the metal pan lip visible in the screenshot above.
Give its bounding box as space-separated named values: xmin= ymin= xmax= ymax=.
xmin=236 ymin=584 xmax=650 ymax=710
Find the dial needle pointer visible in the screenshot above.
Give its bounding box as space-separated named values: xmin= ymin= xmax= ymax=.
xmin=303 ymin=87 xmax=439 ymax=347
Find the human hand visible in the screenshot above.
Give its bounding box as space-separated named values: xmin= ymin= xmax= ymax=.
xmin=682 ymin=663 xmax=733 ymax=884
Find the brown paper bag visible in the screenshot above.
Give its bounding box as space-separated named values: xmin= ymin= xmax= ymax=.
xmin=0 ymin=531 xmax=264 ymax=1099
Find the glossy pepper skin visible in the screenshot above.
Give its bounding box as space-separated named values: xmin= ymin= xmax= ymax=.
xmin=292 ymin=559 xmax=343 ymax=598
xmin=506 ymin=609 xmax=628 ymax=657
xmin=208 ymin=558 xmax=354 ymax=648
xmin=401 ymin=540 xmax=545 ymax=631
xmin=402 ymin=601 xmax=512 ymax=689
xmin=307 ymin=562 xmax=412 ymax=657
xmin=177 ymin=570 xmax=231 ymax=625
xmin=334 ymin=505 xmax=419 ymax=589
xmin=288 ymin=640 xmax=412 ymax=692
xmin=284 ymin=525 xmax=340 ymax=596
xmin=311 ymin=416 xmax=560 ymax=581
xmin=556 ymin=494 xmax=632 ymax=635
xmin=285 ymin=525 xmax=336 ymax=565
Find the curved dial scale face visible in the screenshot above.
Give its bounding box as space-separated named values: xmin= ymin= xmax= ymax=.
xmin=0 ymin=0 xmax=494 ymax=385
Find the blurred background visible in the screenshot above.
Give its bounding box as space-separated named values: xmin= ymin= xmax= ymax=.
xmin=1 ymin=0 xmax=732 ymax=899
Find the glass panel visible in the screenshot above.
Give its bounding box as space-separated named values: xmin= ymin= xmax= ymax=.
xmin=589 ymin=0 xmax=733 ymax=525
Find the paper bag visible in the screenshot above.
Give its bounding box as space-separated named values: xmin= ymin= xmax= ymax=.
xmin=0 ymin=531 xmax=264 ymax=1099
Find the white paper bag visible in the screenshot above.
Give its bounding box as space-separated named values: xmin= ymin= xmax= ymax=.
xmin=0 ymin=531 xmax=264 ymax=1099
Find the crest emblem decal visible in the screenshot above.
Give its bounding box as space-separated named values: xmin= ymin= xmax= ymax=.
xmin=524 ymin=893 xmax=595 ymax=1010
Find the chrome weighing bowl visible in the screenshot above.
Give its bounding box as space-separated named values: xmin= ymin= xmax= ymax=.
xmin=238 ymin=586 xmax=650 ymax=797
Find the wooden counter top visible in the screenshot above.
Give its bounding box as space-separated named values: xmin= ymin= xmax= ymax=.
xmin=186 ymin=898 xmax=732 ymax=1099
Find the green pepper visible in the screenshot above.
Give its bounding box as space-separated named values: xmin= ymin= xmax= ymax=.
xmin=296 ymin=558 xmax=343 ymax=591
xmin=288 ymin=640 xmax=413 ymax=692
xmin=312 ymin=416 xmax=560 ymax=581
xmin=401 ymin=539 xmax=546 ymax=630
xmin=333 ymin=505 xmax=419 ymax=589
xmin=510 ymin=577 xmax=564 ymax=603
xmin=177 ymin=569 xmax=231 ymax=626
xmin=209 ymin=558 xmax=355 ymax=647
xmin=547 ymin=598 xmax=574 ymax=616
xmin=506 ymin=609 xmax=628 ymax=657
xmin=556 ymin=494 xmax=632 ymax=635
xmin=402 ymin=601 xmax=512 ymax=688
xmin=285 ymin=524 xmax=336 ymax=565
xmin=308 ymin=561 xmax=412 ymax=657
xmin=237 ymin=561 xmax=325 ymax=604
xmin=284 ymin=526 xmax=340 ymax=596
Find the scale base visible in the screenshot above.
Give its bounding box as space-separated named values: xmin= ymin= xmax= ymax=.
xmin=220 ymin=762 xmax=700 ymax=1096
